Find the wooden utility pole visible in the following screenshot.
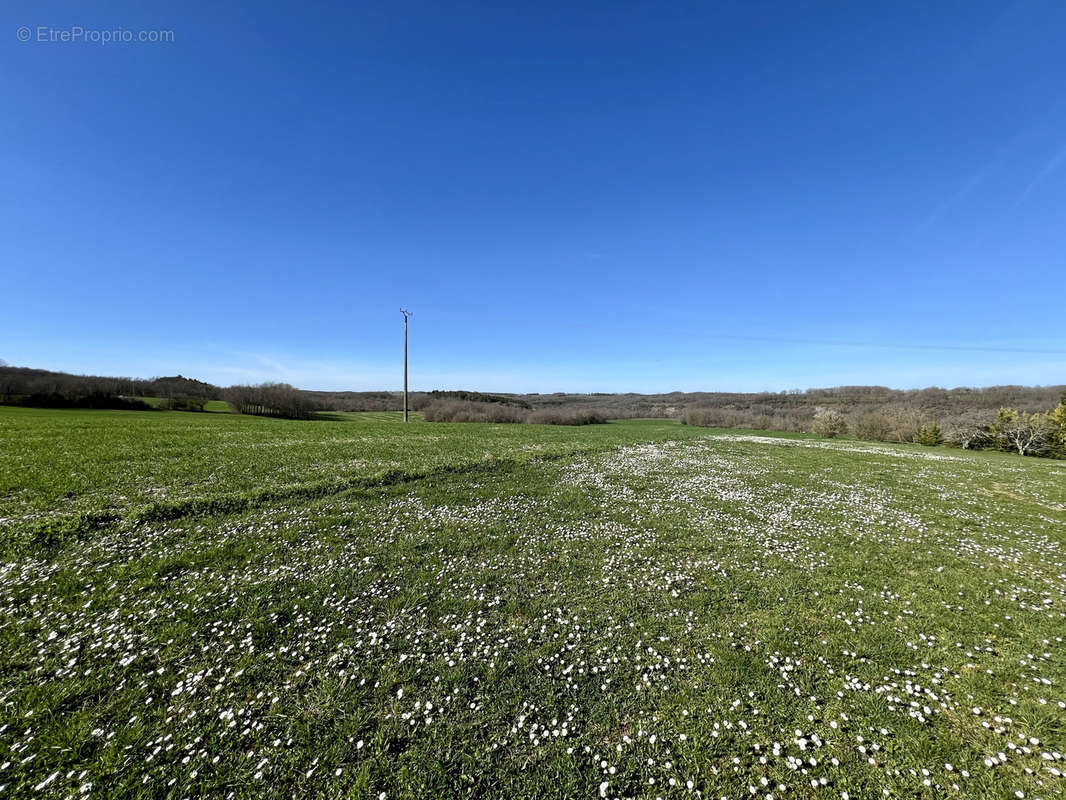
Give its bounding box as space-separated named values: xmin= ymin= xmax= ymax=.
xmin=401 ymin=308 xmax=411 ymax=421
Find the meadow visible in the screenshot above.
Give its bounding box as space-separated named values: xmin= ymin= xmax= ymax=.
xmin=0 ymin=408 xmax=696 ymax=554
xmin=0 ymin=407 xmax=1064 ymax=799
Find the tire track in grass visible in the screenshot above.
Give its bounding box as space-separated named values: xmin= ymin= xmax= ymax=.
xmin=9 ymin=441 xmax=669 ymax=557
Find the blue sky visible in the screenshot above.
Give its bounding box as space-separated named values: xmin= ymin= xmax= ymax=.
xmin=2 ymin=1 xmax=1064 ymax=392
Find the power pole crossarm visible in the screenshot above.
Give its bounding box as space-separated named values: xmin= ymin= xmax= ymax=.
xmin=400 ymin=308 xmax=412 ymax=422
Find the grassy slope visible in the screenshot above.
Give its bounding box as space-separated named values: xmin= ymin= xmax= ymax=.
xmin=0 ymin=409 xmax=1064 ymax=799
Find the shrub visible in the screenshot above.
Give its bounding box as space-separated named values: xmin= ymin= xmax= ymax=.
xmin=811 ymin=408 xmax=847 ymax=438
xmin=682 ymin=407 xmax=810 ymax=432
xmin=527 ymin=408 xmax=608 ymax=425
xmin=682 ymin=407 xmax=722 ymax=427
xmin=882 ymin=408 xmax=923 ymax=443
xmin=160 ymin=397 xmax=209 ymax=412
xmin=18 ymin=392 xmax=154 ymax=411
xmin=422 ymin=401 xmax=608 ymax=425
xmin=422 ymin=400 xmax=528 ymax=423
xmin=943 ymin=414 xmax=995 ymax=450
xmin=852 ymin=412 xmax=892 ymax=442
xmin=913 ymin=423 xmax=943 ymax=446
xmin=1046 ymin=393 xmax=1066 ymax=458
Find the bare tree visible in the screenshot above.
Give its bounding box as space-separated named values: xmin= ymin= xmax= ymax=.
xmin=943 ymin=412 xmax=996 ymax=450
xmin=224 ymin=383 xmax=314 ymax=420
xmin=994 ymin=409 xmax=1055 ymax=457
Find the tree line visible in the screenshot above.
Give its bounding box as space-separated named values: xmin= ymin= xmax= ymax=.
xmin=0 ymin=366 xmax=314 ymax=420
xmin=222 ymin=383 xmax=315 ymax=420
xmin=2 ymin=362 xmax=1063 ymax=452
xmin=684 ymin=394 xmax=1066 ymax=459
xmin=0 ymin=366 xmax=219 ymax=411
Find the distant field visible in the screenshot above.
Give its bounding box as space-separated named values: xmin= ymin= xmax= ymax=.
xmin=1 ymin=408 xmax=1064 ymax=799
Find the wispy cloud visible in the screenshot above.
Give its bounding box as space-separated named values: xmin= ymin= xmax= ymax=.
xmin=688 ymin=333 xmax=1066 ymax=356
xmin=1015 ymin=142 xmax=1066 ymax=205
xmin=915 ymin=95 xmax=1066 ymax=232
xmin=918 ymin=172 xmax=982 ymax=232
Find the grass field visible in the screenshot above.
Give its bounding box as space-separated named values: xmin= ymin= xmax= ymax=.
xmin=1 ymin=408 xmax=1064 ymax=799
xmin=0 ymin=407 xmax=694 ymax=552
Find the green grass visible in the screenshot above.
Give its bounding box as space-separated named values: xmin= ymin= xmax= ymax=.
xmin=1 ymin=408 xmax=1064 ymax=799
xmin=0 ymin=407 xmax=699 ymax=552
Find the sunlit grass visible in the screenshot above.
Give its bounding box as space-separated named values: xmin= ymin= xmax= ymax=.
xmin=0 ymin=409 xmax=1063 ymax=798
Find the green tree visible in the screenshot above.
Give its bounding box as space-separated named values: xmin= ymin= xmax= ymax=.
xmin=913 ymin=423 xmax=943 ymax=446
xmin=1049 ymin=393 xmax=1066 ymax=457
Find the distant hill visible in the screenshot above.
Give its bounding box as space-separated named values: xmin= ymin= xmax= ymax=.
xmin=308 ymin=384 xmax=1066 ymax=435
xmin=2 ymin=364 xmax=1062 ymax=437
xmin=0 ymin=366 xmax=221 ymax=410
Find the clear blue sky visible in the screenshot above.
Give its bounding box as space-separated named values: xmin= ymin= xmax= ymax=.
xmin=3 ymin=1 xmax=1064 ymax=392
